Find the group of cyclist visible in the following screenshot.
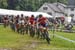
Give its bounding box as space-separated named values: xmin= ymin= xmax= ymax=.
xmin=3 ymin=14 xmax=51 ymax=44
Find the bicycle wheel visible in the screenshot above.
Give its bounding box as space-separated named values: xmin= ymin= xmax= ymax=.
xmin=44 ymin=31 xmax=50 ymax=44
xmin=30 ymin=26 xmax=35 ymax=37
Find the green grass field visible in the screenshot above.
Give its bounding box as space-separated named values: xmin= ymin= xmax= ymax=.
xmin=0 ymin=25 xmax=75 ymax=50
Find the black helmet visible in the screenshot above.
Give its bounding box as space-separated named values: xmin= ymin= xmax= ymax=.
xmin=21 ymin=14 xmax=23 ymax=17
xmin=31 ymin=15 xmax=34 ymax=17
xmin=39 ymin=14 xmax=42 ymax=18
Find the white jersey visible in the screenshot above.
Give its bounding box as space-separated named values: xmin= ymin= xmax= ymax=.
xmin=19 ymin=20 xmax=24 ymax=24
xmin=21 ymin=20 xmax=24 ymax=23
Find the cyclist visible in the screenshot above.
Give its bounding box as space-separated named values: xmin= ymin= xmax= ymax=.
xmin=38 ymin=14 xmax=50 ymax=44
xmin=3 ymin=15 xmax=9 ymax=28
xmin=29 ymin=15 xmax=36 ymax=37
xmin=19 ymin=14 xmax=25 ymax=35
xmin=24 ymin=16 xmax=30 ymax=34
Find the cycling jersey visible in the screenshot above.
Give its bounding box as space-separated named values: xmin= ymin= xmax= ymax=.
xmin=38 ymin=17 xmax=47 ymax=27
xmin=29 ymin=17 xmax=35 ymax=25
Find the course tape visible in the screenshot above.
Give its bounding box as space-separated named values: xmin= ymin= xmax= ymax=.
xmin=52 ymin=34 xmax=75 ymax=43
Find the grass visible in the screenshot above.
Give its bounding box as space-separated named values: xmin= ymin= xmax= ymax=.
xmin=0 ymin=25 xmax=75 ymax=50
xmin=0 ymin=25 xmax=34 ymax=48
xmin=50 ymin=25 xmax=75 ymax=40
xmin=55 ymin=31 xmax=75 ymax=40
xmin=73 ymin=26 xmax=75 ymax=30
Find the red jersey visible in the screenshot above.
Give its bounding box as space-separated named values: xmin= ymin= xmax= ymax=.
xmin=38 ymin=17 xmax=47 ymax=24
xmin=3 ymin=17 xmax=8 ymax=23
xmin=29 ymin=17 xmax=35 ymax=25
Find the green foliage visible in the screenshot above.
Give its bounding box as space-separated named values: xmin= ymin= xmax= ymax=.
xmin=0 ymin=0 xmax=67 ymax=11
xmin=0 ymin=0 xmax=8 ymax=9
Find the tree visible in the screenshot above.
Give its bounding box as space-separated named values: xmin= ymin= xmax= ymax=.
xmin=0 ymin=0 xmax=8 ymax=9
xmin=7 ymin=0 xmax=17 ymax=9
xmin=0 ymin=0 xmax=67 ymax=11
